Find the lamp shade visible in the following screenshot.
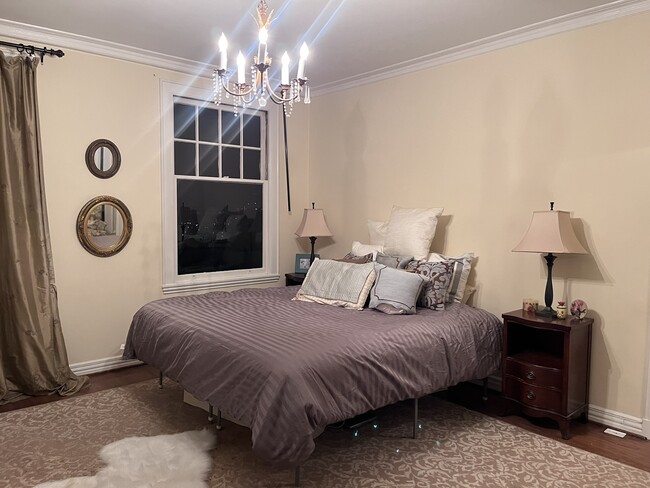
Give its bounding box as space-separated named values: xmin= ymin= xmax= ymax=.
xmin=513 ymin=210 xmax=587 ymax=254
xmin=294 ymin=208 xmax=332 ymax=238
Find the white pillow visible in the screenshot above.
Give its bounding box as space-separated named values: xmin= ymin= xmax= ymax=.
xmin=367 ymin=220 xmax=388 ymax=246
xmin=383 ymin=206 xmax=443 ymax=260
xmin=427 ymin=252 xmax=474 ymax=304
xmin=352 ymin=241 xmax=383 ymax=259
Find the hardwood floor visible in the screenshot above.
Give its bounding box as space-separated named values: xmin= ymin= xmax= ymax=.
xmin=0 ymin=364 xmax=159 ymax=414
xmin=2 ymin=366 xmax=649 ymax=473
xmin=437 ymin=382 xmax=650 ymax=473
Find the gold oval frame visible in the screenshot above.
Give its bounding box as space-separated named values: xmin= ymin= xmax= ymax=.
xmin=76 ymin=196 xmax=133 ymax=257
xmin=85 ymin=139 xmax=121 ymax=179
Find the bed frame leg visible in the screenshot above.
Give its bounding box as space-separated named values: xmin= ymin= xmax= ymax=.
xmin=294 ymin=466 xmax=301 ymax=487
xmin=207 ymin=405 xmax=223 ymax=430
xmin=158 ymin=371 xmax=163 ymax=389
xmin=482 ymin=377 xmax=489 ymax=401
xmin=413 ymin=397 xmax=419 ymax=439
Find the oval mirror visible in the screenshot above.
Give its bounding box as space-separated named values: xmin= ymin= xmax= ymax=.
xmin=76 ymin=196 xmax=133 ymax=257
xmin=85 ymin=139 xmax=121 ymax=178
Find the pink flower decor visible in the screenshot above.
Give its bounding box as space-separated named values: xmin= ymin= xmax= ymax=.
xmin=570 ymin=299 xmax=588 ymax=319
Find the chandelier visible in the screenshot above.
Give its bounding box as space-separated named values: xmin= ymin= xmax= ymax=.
xmin=213 ymin=0 xmax=310 ymax=115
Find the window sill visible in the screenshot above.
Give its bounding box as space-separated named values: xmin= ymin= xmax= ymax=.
xmin=162 ymin=273 xmax=280 ymax=295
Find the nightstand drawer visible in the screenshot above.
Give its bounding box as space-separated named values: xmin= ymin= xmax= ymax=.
xmin=504 ymin=376 xmax=562 ymax=412
xmin=505 ymin=358 xmax=562 ymax=388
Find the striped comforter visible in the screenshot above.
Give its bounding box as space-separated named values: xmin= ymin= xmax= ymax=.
xmin=123 ymin=286 xmax=502 ymax=467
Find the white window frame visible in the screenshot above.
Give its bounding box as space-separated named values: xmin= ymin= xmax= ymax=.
xmin=160 ymin=80 xmax=279 ymax=294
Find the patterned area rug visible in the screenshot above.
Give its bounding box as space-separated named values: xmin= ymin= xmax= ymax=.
xmin=1 ymin=379 xmax=649 ymax=488
xmin=33 ymin=430 xmax=216 ymax=488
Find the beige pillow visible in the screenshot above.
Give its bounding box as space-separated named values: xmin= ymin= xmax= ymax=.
xmin=383 ymin=206 xmax=443 ymax=260
xmin=461 ymin=285 xmax=477 ymax=305
xmin=367 ymin=220 xmax=388 ymax=246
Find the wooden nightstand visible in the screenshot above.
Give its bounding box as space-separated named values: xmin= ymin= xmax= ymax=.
xmin=501 ymin=309 xmax=593 ymax=439
xmin=285 ymin=273 xmax=306 ymax=286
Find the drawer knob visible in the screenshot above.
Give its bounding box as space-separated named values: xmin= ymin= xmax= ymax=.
xmin=526 ymin=371 xmax=536 ymax=381
xmin=526 ymin=391 xmax=536 ymax=400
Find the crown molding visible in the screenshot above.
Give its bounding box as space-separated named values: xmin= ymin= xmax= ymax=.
xmin=2 ymin=0 xmax=650 ymax=93
xmin=0 ymin=18 xmax=214 ymax=77
xmin=313 ymin=0 xmax=650 ymax=97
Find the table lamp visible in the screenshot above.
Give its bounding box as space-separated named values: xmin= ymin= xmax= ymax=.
xmin=512 ymin=202 xmax=587 ymax=317
xmin=294 ymin=203 xmax=332 ymax=264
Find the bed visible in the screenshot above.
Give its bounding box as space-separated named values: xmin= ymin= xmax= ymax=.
xmin=123 ymin=284 xmax=502 ymax=468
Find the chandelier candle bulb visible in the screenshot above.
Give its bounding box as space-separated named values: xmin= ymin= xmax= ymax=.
xmin=297 ymin=42 xmax=309 ymax=79
xmin=281 ymin=52 xmax=290 ymax=85
xmin=218 ymin=33 xmax=228 ymax=70
xmin=257 ymin=27 xmax=268 ymax=65
xmin=237 ymin=51 xmax=245 ymax=84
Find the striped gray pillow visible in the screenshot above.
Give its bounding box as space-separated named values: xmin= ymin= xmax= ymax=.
xmin=295 ymin=259 xmax=376 ymax=310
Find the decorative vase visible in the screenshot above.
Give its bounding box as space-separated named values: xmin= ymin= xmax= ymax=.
xmin=570 ymin=299 xmax=588 ymax=319
xmin=556 ymin=301 xmax=567 ymax=319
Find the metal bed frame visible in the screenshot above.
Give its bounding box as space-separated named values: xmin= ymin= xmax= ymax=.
xmin=159 ymin=370 xmax=490 ymax=487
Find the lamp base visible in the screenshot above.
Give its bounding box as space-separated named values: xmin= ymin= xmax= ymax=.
xmin=536 ymin=306 xmax=556 ymax=318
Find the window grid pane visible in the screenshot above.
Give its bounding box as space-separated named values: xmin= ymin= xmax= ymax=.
xmin=173 ymin=102 xmax=264 ymax=182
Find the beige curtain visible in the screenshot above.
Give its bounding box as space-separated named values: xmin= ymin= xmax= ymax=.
xmin=0 ymin=52 xmax=88 ymax=403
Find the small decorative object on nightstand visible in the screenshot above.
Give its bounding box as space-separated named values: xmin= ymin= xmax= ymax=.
xmin=285 ymin=273 xmax=305 ymax=287
xmin=571 ymin=299 xmax=588 ymax=319
xmin=501 ymin=309 xmax=593 ymax=440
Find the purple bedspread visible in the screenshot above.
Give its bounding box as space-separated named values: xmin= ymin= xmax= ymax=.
xmin=124 ymin=286 xmax=502 ymax=467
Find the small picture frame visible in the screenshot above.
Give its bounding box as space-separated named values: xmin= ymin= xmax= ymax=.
xmin=295 ymin=253 xmax=318 ymax=274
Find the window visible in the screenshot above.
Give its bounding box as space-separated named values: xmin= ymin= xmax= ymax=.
xmin=161 ymin=82 xmax=278 ymax=293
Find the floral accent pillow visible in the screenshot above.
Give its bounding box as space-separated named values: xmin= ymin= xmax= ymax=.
xmin=336 ymin=252 xmax=373 ymax=264
xmin=405 ymin=260 xmax=453 ymax=311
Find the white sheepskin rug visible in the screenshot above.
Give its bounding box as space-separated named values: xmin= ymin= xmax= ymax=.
xmin=35 ymin=429 xmax=216 ymax=488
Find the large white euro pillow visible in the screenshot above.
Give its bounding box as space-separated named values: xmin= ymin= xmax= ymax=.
xmin=367 ymin=220 xmax=388 ymax=246
xmin=383 ymin=206 xmax=443 ymax=260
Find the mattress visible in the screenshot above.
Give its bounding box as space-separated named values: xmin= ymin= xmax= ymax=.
xmin=124 ymin=286 xmax=502 ymax=467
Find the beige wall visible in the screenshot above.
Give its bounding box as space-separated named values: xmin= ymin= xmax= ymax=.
xmin=30 ymin=49 xmax=310 ymax=365
xmin=308 ymin=13 xmax=650 ymax=417
xmin=6 ymin=10 xmax=649 ymax=419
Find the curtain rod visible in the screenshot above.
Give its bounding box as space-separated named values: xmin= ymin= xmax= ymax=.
xmin=0 ymin=40 xmax=64 ymax=63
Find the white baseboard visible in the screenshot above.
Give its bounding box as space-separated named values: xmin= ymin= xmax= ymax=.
xmin=589 ymin=405 xmax=645 ymax=438
xmin=476 ymin=375 xmax=647 ymax=439
xmin=70 ymin=355 xmax=143 ymax=376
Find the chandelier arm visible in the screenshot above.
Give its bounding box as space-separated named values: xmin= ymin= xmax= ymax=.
xmin=263 ymin=76 xmax=299 ymax=104
xmin=218 ymin=76 xmax=256 ymax=98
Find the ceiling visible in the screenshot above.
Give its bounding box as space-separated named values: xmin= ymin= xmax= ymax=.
xmin=0 ymin=0 xmax=640 ymax=90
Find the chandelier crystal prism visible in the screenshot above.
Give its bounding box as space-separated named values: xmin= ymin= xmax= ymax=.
xmin=213 ymin=0 xmax=310 ymax=115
